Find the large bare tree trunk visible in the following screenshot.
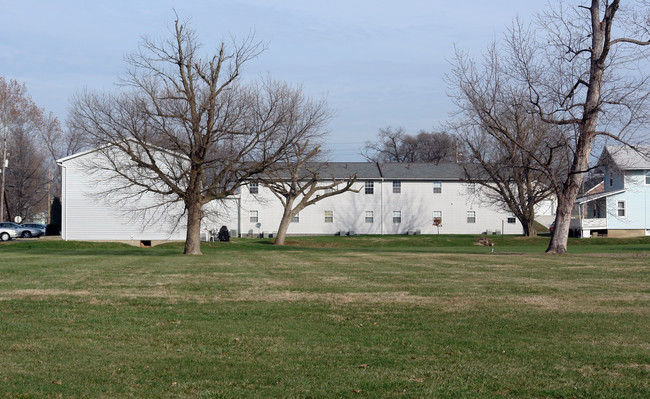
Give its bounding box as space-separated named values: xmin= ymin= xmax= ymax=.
xmin=547 ymin=134 xmax=595 ymax=253
xmin=184 ymin=199 xmax=203 ymax=255
xmin=273 ymin=198 xmax=296 ymax=246
xmin=546 ymin=0 xmax=610 ymax=254
xmin=523 ymin=220 xmax=536 ymax=238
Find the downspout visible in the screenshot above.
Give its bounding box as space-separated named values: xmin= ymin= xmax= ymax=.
xmin=579 ymin=202 xmax=583 ymax=238
xmin=58 ymin=162 xmax=67 ymax=240
xmin=237 ymin=196 xmax=241 ymax=238
xmin=376 ymin=162 xmax=384 ymax=235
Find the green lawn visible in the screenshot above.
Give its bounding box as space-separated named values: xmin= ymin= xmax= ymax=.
xmin=1 ymin=236 xmax=648 ymax=398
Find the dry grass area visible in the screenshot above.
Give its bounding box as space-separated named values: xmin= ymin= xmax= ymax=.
xmin=0 ymin=243 xmax=648 ymax=398
xmin=3 ymin=251 xmax=648 ymax=312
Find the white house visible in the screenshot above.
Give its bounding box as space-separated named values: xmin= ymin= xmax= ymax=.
xmin=57 ymin=146 xmax=192 ymax=246
xmin=571 ymin=145 xmax=650 ymax=238
xmin=57 ymin=148 xmax=525 ymax=245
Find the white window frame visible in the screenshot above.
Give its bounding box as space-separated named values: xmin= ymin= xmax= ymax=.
xmin=467 ymin=211 xmax=476 ymax=224
xmin=324 ymin=210 xmax=333 ymax=223
xmin=433 ymin=181 xmax=442 ymax=194
xmin=250 ymin=210 xmax=259 ymax=223
xmin=507 ymin=213 xmax=516 ymax=224
xmin=433 ymin=211 xmax=442 ymax=225
xmin=393 ymin=211 xmax=401 ymax=224
xmin=365 ymin=181 xmax=374 ymax=195
xmin=249 ymin=182 xmax=259 ymax=194
xmin=365 ymin=211 xmax=374 ymax=223
xmin=617 ymin=200 xmax=626 ymax=217
xmin=393 ymin=181 xmax=401 ymax=194
xmin=645 ymin=170 xmax=650 ymax=185
xmin=291 ymin=213 xmax=300 ymax=223
xmin=466 ymin=183 xmax=476 ymax=194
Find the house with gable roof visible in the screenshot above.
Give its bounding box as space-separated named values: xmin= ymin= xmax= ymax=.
xmin=236 ymin=161 xmax=523 ymax=237
xmin=57 ymin=144 xmax=525 ymax=245
xmin=571 ymin=145 xmax=650 ymax=238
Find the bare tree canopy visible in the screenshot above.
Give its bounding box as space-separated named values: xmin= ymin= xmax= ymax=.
xmin=69 ymin=18 xmax=332 ymax=255
xmin=363 ymin=127 xmax=463 ymax=164
xmin=258 ymin=140 xmax=357 ymax=245
xmin=449 ymin=1 xmax=650 ymax=251
xmin=0 ymin=76 xmax=68 ymax=222
xmin=447 ymin=42 xmax=572 ymax=237
xmin=530 ymin=0 xmax=650 ymax=253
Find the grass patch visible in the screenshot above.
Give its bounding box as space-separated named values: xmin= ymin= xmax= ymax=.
xmin=0 ymin=236 xmax=648 ymax=397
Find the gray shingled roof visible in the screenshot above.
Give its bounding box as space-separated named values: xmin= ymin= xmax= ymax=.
xmin=378 ymin=163 xmax=465 ymax=180
xmin=601 ymin=145 xmax=650 ymax=170
xmin=259 ymin=162 xmax=468 ymax=180
xmin=307 ymin=162 xmax=381 ymax=179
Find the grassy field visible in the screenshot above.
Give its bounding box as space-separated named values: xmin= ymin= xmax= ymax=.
xmin=1 ymin=235 xmax=649 ymax=398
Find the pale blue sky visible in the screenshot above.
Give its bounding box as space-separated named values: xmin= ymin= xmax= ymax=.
xmin=1 ymin=0 xmax=539 ymax=160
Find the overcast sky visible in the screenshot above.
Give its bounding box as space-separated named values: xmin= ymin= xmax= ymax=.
xmin=1 ymin=0 xmax=540 ymax=160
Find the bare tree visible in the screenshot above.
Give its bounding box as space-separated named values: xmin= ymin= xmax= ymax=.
xmin=447 ymin=43 xmax=571 ymax=237
xmin=517 ymin=1 xmax=650 ymax=253
xmin=69 ymin=18 xmax=330 ymax=255
xmin=260 ymin=140 xmax=357 ymax=245
xmin=0 ymin=76 xmax=62 ymax=222
xmin=362 ymin=127 xmax=410 ymax=162
xmin=363 ymin=127 xmax=463 ymax=163
xmin=449 ymin=1 xmax=650 ymax=251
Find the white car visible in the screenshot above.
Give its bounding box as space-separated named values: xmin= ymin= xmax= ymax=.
xmin=20 ymin=223 xmax=47 ymax=238
xmin=0 ymin=222 xmax=44 ymax=239
xmin=0 ymin=223 xmax=19 ymax=241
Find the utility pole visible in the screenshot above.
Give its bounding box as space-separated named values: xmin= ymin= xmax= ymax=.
xmin=47 ymin=170 xmax=51 ymax=223
xmin=0 ymin=125 xmax=7 ymax=222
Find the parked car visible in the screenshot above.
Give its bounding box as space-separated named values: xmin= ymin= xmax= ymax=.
xmin=21 ymin=223 xmax=47 ymax=237
xmin=0 ymin=222 xmax=43 ymax=238
xmin=0 ymin=223 xmax=19 ymax=241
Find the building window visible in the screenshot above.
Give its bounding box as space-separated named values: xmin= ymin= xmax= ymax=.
xmin=609 ymin=174 xmax=614 ymax=187
xmin=250 ymin=210 xmax=258 ymax=223
xmin=291 ymin=213 xmax=299 ymax=223
xmin=365 ymin=181 xmax=374 ymax=194
xmin=393 ymin=181 xmax=401 ymax=194
xmin=365 ymin=211 xmax=374 ymax=223
xmin=617 ymin=200 xmax=626 ymax=217
xmin=249 ymin=182 xmax=259 ymax=194
xmin=324 ymin=210 xmax=333 ymax=223
xmin=433 ymin=181 xmax=442 ymax=194
xmin=467 ymin=211 xmax=476 ymax=224
xmin=467 ymin=183 xmax=476 ymax=194
xmin=507 ymin=213 xmax=516 ymax=224
xmin=433 ymin=211 xmax=442 ymax=225
xmin=393 ymin=211 xmax=401 ymax=224
xmin=645 ymin=170 xmax=650 ymax=185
